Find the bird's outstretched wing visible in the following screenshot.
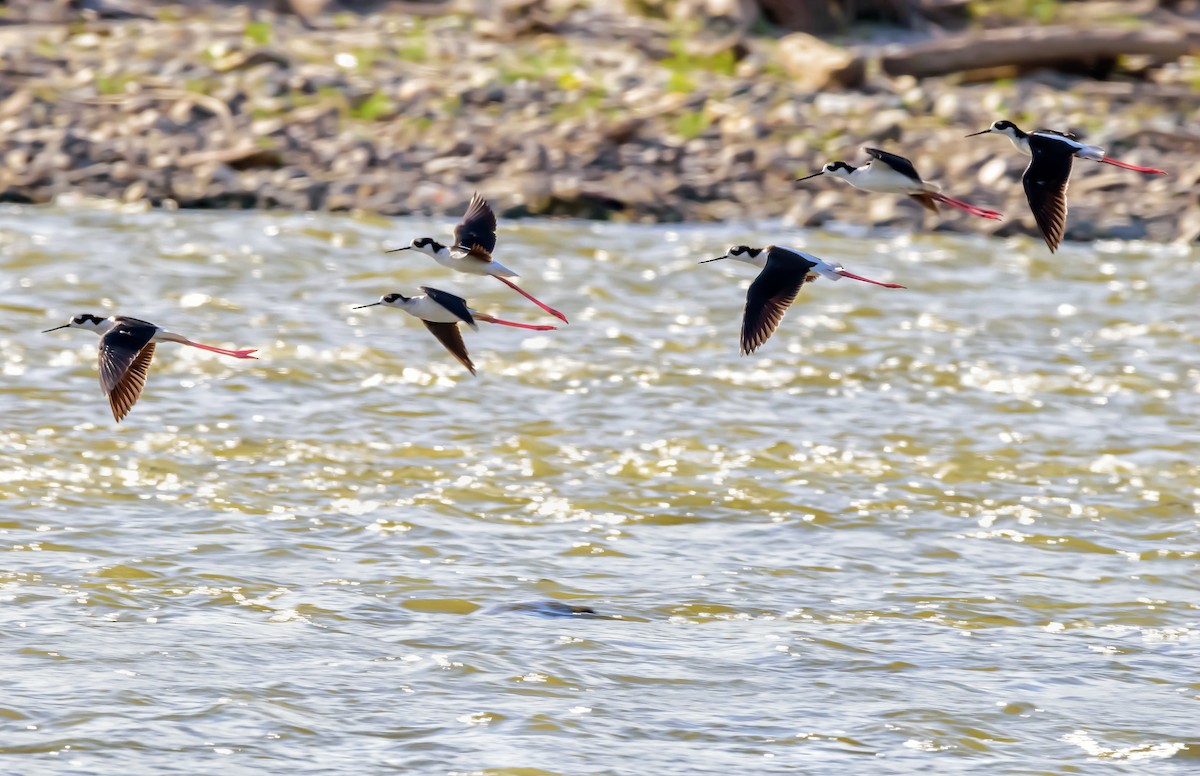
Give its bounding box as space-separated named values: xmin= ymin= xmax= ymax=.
xmin=421 ymin=286 xmax=477 ymax=329
xmin=741 ymin=247 xmax=816 ymax=355
xmin=99 ymin=322 xmax=157 ymax=422
xmin=863 ymin=147 xmax=923 ymax=183
xmin=452 ymin=192 xmax=497 ymax=259
xmin=1023 ymin=135 xmax=1074 ymax=253
xmin=422 ymin=321 xmax=476 ymax=375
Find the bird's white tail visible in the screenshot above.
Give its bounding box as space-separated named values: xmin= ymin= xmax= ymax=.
xmin=1077 ymin=144 xmax=1105 ymax=161
xmin=486 ymin=261 xmax=519 ymax=279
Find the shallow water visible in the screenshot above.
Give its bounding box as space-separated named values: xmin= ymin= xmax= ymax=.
xmin=1 ymin=202 xmax=1198 ymax=774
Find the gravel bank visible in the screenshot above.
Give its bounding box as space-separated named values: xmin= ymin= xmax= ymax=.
xmin=0 ymin=4 xmax=1198 ymax=244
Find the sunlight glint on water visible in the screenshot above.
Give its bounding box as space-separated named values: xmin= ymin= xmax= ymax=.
xmin=1 ymin=204 xmax=1197 ymax=773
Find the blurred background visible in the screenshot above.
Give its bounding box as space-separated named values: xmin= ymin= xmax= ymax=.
xmin=0 ymin=0 xmax=1197 ymax=242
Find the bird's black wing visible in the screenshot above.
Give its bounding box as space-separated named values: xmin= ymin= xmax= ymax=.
xmin=421 ymin=286 xmax=477 ymax=329
xmin=452 ymin=192 xmax=497 ymax=257
xmin=107 ymin=343 xmax=154 ymax=423
xmin=1023 ymin=135 xmax=1074 ymax=253
xmin=98 ymin=324 xmax=156 ymax=422
xmin=422 ymin=321 xmax=476 ymax=375
xmin=112 ymin=315 xmax=158 ymax=329
xmin=863 ymin=147 xmax=922 ymax=183
xmin=98 ymin=322 xmax=156 ymax=396
xmin=740 ymin=247 xmax=817 ymax=355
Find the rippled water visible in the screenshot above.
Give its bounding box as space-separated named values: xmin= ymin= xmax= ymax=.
xmin=2 ymin=202 xmax=1198 ymax=773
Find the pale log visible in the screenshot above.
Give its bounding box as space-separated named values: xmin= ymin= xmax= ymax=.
xmin=881 ymin=25 xmax=1199 ymax=79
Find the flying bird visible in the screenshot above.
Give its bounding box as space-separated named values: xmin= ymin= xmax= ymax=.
xmin=967 ymin=120 xmax=1167 ymax=174
xmin=353 ymin=286 xmax=556 ymax=375
xmin=797 ymin=147 xmax=1003 ymax=220
xmin=43 ymin=314 xmax=258 ymax=422
xmin=701 ymin=245 xmax=904 ymax=355
xmin=967 ymin=120 xmax=1167 ymax=252
xmin=387 ymin=192 xmax=568 ymax=323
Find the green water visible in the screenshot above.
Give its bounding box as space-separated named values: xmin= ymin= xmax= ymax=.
xmin=1 ymin=202 xmax=1198 ymax=773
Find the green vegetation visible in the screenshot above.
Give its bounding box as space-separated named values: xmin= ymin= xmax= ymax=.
xmin=350 ymin=46 xmax=387 ymax=71
xmin=663 ymin=39 xmax=737 ymax=78
xmin=243 ymin=20 xmax=272 ymax=46
xmin=396 ymin=37 xmax=428 ymax=63
xmin=970 ymin=0 xmax=1059 ymax=24
xmin=496 ymin=42 xmax=579 ymax=85
xmin=439 ymin=93 xmax=462 ymax=118
xmin=349 ymin=92 xmax=395 ymax=121
xmin=549 ymin=88 xmax=608 ymax=122
xmin=660 ymin=38 xmax=737 ymax=93
xmin=666 ymin=69 xmax=694 ymax=94
xmin=183 ymin=77 xmax=218 ymax=96
xmin=95 ymin=73 xmax=135 ymax=96
xmin=393 ymin=18 xmax=429 ymax=62
xmin=674 ymin=111 xmax=710 ymax=140
xmin=34 ymin=36 xmax=59 ymax=60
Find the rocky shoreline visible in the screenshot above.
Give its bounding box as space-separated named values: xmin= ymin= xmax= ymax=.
xmin=0 ymin=4 xmax=1198 ymax=244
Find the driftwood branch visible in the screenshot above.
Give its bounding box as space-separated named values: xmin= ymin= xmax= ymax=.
xmin=881 ymin=25 xmax=1200 ymax=79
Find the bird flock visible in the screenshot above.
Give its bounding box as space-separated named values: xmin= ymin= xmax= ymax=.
xmin=43 ymin=120 xmax=1167 ymax=423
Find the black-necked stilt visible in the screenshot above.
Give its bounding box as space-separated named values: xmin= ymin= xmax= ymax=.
xmin=386 ymin=192 xmax=568 ymax=323
xmin=966 ymin=121 xmax=1167 ymax=252
xmin=353 ymin=286 xmax=556 ymax=375
xmin=43 ymin=313 xmax=258 ymax=422
xmin=966 ymin=120 xmax=1168 ymax=175
xmin=701 ymin=245 xmax=904 ymax=355
xmin=797 ymin=147 xmax=1003 ymax=220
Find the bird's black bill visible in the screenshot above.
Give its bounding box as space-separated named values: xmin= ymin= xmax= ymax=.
xmin=794 ymin=170 xmax=825 ymax=182
xmin=965 ymin=129 xmax=991 ymax=137
xmin=352 ymin=302 xmax=382 ymax=309
xmin=698 ymin=256 xmax=729 ymax=264
xmin=385 ymin=246 xmax=412 ymax=253
xmin=42 ymin=324 xmax=70 ymax=333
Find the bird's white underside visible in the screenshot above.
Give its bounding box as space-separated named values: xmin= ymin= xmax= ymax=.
xmin=392 ymin=294 xmax=471 ymax=325
xmin=427 ymin=249 xmax=518 ymax=278
xmin=844 ymin=164 xmax=937 ymax=194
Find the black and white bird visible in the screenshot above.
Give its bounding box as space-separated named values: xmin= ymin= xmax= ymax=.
xmin=43 ymin=314 xmax=258 ymax=422
xmin=386 ymin=192 xmax=568 ymax=323
xmin=353 ymin=286 xmax=556 ymax=375
xmin=701 ymin=245 xmax=904 ymax=355
xmin=797 ymin=148 xmax=1003 ymax=220
xmin=967 ymin=120 xmax=1167 ymax=174
xmin=967 ymin=120 xmax=1167 ymax=252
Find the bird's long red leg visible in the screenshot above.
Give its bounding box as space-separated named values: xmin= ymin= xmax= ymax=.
xmin=931 ymin=193 xmax=1004 ymax=220
xmin=836 ymin=270 xmax=906 ymax=289
xmin=473 ymin=313 xmax=558 ymax=331
xmin=1098 ymin=157 xmax=1167 ymax=175
xmin=181 ymin=340 xmax=259 ymax=359
xmin=493 ymin=276 xmax=569 ymax=323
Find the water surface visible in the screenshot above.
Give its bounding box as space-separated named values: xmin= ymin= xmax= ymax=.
xmin=1 ymin=203 xmax=1198 ymax=774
